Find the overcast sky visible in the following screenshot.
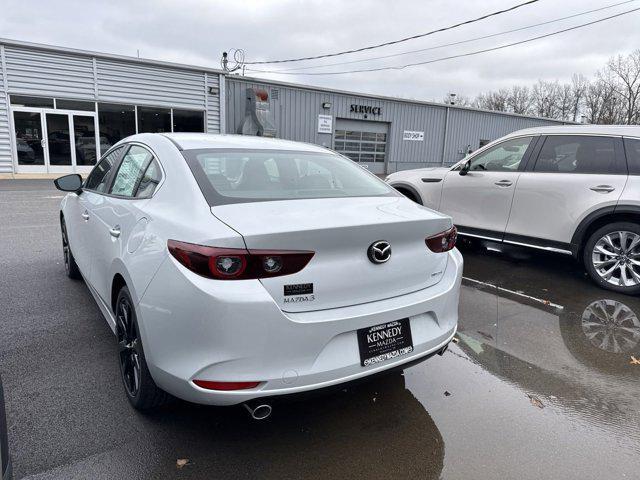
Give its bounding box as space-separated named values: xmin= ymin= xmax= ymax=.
xmin=2 ymin=0 xmax=639 ymax=101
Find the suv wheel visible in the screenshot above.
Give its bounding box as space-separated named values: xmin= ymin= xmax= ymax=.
xmin=115 ymin=286 xmax=170 ymax=410
xmin=583 ymin=222 xmax=640 ymax=294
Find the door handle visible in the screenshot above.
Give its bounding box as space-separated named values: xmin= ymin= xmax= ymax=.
xmin=590 ymin=185 xmax=615 ymax=193
xmin=109 ymin=226 xmax=121 ymax=238
xmin=40 ymin=138 xmax=46 ymax=149
xmin=81 ymin=211 xmax=89 ymax=221
xmin=494 ymin=180 xmax=513 ymax=187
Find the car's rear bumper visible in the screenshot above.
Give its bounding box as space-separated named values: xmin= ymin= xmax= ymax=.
xmin=138 ymin=248 xmax=463 ymax=406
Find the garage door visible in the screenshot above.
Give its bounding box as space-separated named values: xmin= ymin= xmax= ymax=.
xmin=334 ymin=119 xmax=388 ymax=174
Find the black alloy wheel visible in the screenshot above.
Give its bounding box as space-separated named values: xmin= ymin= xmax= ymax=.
xmin=61 ymin=217 xmax=81 ymax=279
xmin=116 ymin=293 xmax=142 ymax=398
xmin=115 ymin=286 xmax=169 ymax=410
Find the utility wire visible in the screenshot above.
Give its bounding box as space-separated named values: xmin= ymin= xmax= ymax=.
xmin=265 ymin=0 xmax=637 ymax=73
xmin=244 ymin=0 xmax=540 ymax=64
xmin=246 ymin=7 xmax=640 ymax=76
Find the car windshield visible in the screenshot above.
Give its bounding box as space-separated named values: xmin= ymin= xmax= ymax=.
xmin=183 ymin=149 xmax=393 ymax=204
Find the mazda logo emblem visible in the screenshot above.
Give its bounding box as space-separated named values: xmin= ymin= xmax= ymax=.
xmin=368 ymin=240 xmax=392 ymax=264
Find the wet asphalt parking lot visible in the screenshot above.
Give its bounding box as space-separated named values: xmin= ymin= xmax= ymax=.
xmin=1 ymin=180 xmax=639 ymax=479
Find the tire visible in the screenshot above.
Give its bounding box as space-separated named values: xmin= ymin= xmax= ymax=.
xmin=583 ymin=222 xmax=640 ymax=295
xmin=395 ymin=187 xmax=421 ymax=205
xmin=61 ymin=217 xmax=82 ymax=280
xmin=115 ymin=286 xmax=170 ymax=410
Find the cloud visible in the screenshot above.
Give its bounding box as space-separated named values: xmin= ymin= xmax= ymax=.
xmin=1 ymin=0 xmax=639 ymax=101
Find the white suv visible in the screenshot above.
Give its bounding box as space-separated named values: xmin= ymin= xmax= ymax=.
xmin=386 ymin=125 xmax=640 ymax=294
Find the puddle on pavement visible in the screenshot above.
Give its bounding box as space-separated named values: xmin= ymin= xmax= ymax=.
xmin=399 ymin=245 xmax=640 ymax=479
xmin=141 ymin=247 xmax=639 ymax=480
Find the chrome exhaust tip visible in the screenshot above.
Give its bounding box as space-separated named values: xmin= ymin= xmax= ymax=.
xmin=243 ymin=402 xmax=272 ymax=420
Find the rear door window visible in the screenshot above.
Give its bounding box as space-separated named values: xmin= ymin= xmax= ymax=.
xmin=135 ymin=159 xmax=162 ymax=198
xmin=623 ymin=138 xmax=640 ymax=174
xmin=84 ymin=146 xmax=124 ymax=192
xmin=534 ymin=135 xmax=624 ymax=174
xmin=110 ymin=145 xmax=154 ymax=197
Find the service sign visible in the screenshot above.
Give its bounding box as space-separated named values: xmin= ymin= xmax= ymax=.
xmin=403 ymin=130 xmax=424 ymax=141
xmin=317 ymin=114 xmax=333 ymax=134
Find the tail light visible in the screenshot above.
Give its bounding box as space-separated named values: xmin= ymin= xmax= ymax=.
xmin=168 ymin=240 xmax=314 ymax=280
xmin=426 ymin=226 xmax=457 ymax=253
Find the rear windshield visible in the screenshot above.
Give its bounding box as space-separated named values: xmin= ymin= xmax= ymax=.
xmin=182 ymin=149 xmax=394 ymax=205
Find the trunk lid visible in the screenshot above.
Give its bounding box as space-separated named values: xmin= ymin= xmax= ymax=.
xmin=211 ymin=197 xmax=452 ymax=312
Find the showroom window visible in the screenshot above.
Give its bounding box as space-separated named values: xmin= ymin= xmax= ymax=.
xmin=137 ymin=107 xmax=171 ymax=133
xmin=98 ymin=103 xmax=136 ymax=150
xmin=56 ymin=99 xmax=95 ymax=111
xmin=334 ymin=130 xmax=386 ymax=163
xmin=10 ymin=95 xmax=54 ymax=108
xmin=534 ymin=135 xmax=622 ymax=174
xmin=173 ymin=109 xmax=205 ymax=132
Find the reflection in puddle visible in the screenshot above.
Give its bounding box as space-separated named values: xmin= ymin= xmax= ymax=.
xmin=457 ymin=279 xmax=640 ymax=443
xmin=581 ymin=299 xmax=640 ymax=354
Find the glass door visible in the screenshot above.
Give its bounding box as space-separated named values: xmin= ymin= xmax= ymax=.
xmin=45 ymin=112 xmax=73 ymax=173
xmin=12 ymin=108 xmax=99 ymax=174
xmin=13 ymin=110 xmax=46 ymax=173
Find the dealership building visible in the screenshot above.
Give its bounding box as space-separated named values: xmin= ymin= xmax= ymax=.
xmin=0 ymin=38 xmax=568 ymax=176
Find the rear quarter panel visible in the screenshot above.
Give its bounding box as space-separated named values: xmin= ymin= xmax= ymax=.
xmin=618 ymin=175 xmax=640 ymax=209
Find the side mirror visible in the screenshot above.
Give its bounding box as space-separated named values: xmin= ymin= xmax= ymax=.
xmin=54 ymin=174 xmax=83 ymax=193
xmin=459 ymin=160 xmax=471 ymax=176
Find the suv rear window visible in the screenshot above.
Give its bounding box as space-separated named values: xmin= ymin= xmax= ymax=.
xmin=534 ymin=135 xmax=624 ymax=174
xmin=182 ymin=149 xmax=393 ymax=205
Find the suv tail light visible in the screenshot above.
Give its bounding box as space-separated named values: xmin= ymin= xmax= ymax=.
xmin=425 ymin=226 xmax=457 ymax=253
xmin=168 ymin=240 xmax=314 ymax=280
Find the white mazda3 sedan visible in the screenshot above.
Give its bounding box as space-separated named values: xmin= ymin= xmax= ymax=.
xmin=54 ymin=133 xmax=462 ymax=415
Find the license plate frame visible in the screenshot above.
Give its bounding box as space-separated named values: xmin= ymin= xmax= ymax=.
xmin=357 ymin=318 xmax=414 ymax=367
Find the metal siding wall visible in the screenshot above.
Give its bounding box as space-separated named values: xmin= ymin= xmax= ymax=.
xmin=226 ymin=77 xmax=449 ymax=172
xmin=443 ymin=109 xmax=560 ymax=165
xmin=0 ymin=47 xmax=11 ymax=173
xmin=4 ymin=46 xmax=95 ymax=98
xmin=206 ymin=73 xmax=221 ymax=133
xmin=96 ymin=58 xmax=206 ymax=109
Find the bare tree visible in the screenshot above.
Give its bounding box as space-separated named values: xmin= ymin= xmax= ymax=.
xmin=506 ymin=85 xmax=532 ymax=114
xmin=531 ymin=80 xmax=561 ymax=118
xmin=557 ymin=83 xmax=574 ymax=121
xmin=448 ymin=50 xmax=640 ymax=124
xmin=473 ymin=88 xmax=509 ymax=112
xmin=585 ymin=74 xmax=625 ymax=124
xmin=603 ymin=50 xmax=640 ymax=124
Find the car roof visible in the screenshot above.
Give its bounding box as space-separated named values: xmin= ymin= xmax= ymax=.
xmin=507 ymin=125 xmax=640 ymax=137
xmin=158 ymin=133 xmax=330 ymax=153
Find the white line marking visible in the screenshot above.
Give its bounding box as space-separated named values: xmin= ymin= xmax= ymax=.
xmin=463 ymin=276 xmax=564 ymax=311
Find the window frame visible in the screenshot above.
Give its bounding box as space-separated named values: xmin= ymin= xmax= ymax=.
xmin=527 ymin=134 xmax=627 ymax=175
xmin=83 ymin=142 xmax=164 ymax=199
